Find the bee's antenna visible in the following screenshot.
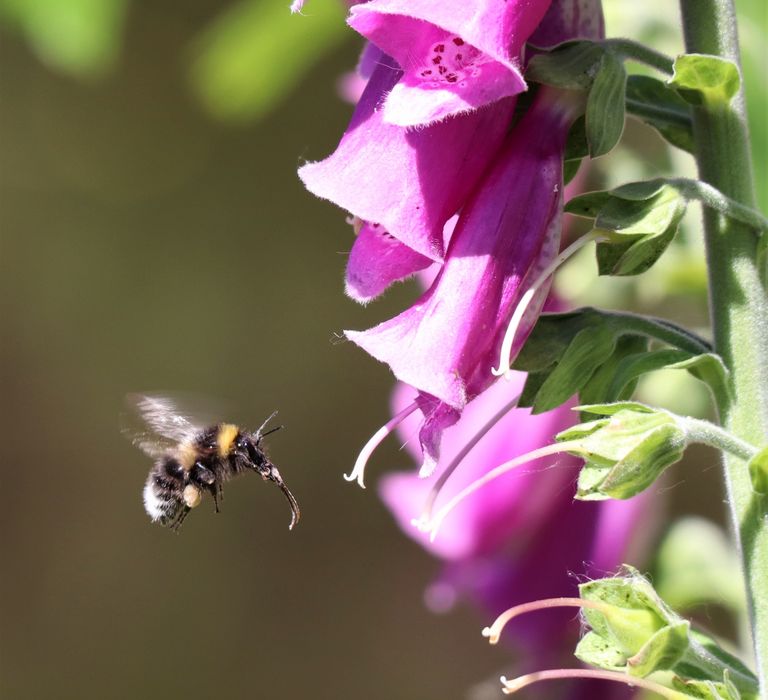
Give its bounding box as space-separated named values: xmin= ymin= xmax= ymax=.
xmin=259 ymin=425 xmax=284 ymax=440
xmin=254 ymin=410 xmax=280 ymax=442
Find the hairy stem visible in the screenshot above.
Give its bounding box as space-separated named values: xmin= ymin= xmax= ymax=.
xmin=680 ymin=0 xmax=768 ymax=687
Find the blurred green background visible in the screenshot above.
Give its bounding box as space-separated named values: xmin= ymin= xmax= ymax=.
xmin=0 ymin=1 xmax=764 ymax=699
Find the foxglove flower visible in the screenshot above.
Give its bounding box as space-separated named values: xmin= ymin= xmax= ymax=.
xmin=299 ymin=53 xmax=515 ymax=260
xmin=339 ymin=0 xmax=605 ymax=478
xmin=380 ymin=378 xmax=652 ymax=696
xmin=347 ymin=0 xmax=552 ymax=126
xmin=347 ymin=89 xmax=578 ymax=475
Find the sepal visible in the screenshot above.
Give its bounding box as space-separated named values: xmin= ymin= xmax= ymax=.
xmin=625 ymin=74 xmax=694 ymax=153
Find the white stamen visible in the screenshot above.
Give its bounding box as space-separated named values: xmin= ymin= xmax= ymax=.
xmin=493 ymin=231 xmax=608 ymax=379
xmin=345 ymin=401 xmax=420 ymax=488
xmin=425 ymin=440 xmax=585 ymax=541
xmin=414 ymin=390 xmax=521 ymax=529
xmin=500 ymin=669 xmax=687 ymax=698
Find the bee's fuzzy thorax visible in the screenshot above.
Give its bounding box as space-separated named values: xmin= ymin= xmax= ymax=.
xmin=216 ymin=423 xmax=240 ymax=457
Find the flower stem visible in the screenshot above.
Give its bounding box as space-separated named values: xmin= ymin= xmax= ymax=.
xmin=602 ymin=309 xmax=712 ymax=355
xmin=680 ymin=0 xmax=768 ymax=687
xmin=603 ymin=38 xmax=675 ymax=75
xmin=684 ymin=417 xmax=759 ymax=461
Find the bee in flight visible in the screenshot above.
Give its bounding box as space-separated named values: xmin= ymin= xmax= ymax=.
xmin=124 ymin=394 xmax=300 ymax=531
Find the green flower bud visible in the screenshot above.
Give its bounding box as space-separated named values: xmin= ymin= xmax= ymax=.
xmin=576 ymin=568 xmax=759 ymax=697
xmin=557 ymin=402 xmax=687 ymax=499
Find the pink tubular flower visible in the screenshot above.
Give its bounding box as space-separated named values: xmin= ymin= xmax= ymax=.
xmin=299 ymin=53 xmax=515 ymax=260
xmin=348 ymin=0 xmax=553 ymax=126
xmin=346 ymin=89 xmax=578 ymax=475
xmin=380 ymin=379 xmax=653 ymax=685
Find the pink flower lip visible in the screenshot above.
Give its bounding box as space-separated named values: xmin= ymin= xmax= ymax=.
xmin=347 ymin=0 xmax=552 ymax=126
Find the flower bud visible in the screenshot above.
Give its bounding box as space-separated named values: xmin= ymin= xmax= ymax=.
xmin=556 ymin=402 xmax=687 ymax=499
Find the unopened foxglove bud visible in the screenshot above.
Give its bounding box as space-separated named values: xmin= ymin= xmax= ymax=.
xmin=556 ymin=402 xmax=686 ymax=499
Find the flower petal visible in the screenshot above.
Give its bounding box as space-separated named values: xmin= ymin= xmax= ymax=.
xmin=415 ymin=393 xmax=461 ymax=477
xmin=299 ymin=56 xmax=515 ymax=259
xmin=380 ymin=379 xmax=581 ymax=560
xmin=348 ymin=0 xmax=552 ymax=126
xmin=345 ymin=222 xmax=434 ymax=303
xmin=346 ymin=93 xmax=575 ymax=408
xmin=529 ymin=0 xmax=605 ymax=47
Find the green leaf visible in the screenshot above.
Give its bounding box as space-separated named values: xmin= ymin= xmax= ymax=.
xmin=567 ymin=181 xmax=687 ymax=276
xmin=626 ymin=74 xmax=694 ymax=153
xmin=580 ymin=336 xmax=649 ymax=407
xmin=513 ymin=309 xmax=607 ymax=374
xmin=586 ymin=51 xmax=627 ymax=156
xmin=608 ymin=348 xmax=693 ymax=402
xmin=525 ymin=40 xmax=605 ymax=90
xmin=531 ymin=325 xmax=617 ymax=412
xmin=578 ymin=421 xmax=686 ymax=499
xmin=666 ymin=353 xmax=731 ymax=402
xmin=748 ymin=446 xmax=768 ymax=494
xmin=563 ymin=116 xmax=588 ymax=185
xmin=669 ymin=54 xmax=741 ymax=107
xmin=514 ymin=309 xmax=712 ymax=411
xmin=189 ymin=0 xmax=347 ymax=121
xmin=564 ymin=190 xmax=613 ymax=218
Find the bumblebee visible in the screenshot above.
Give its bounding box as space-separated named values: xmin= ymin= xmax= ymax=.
xmin=125 ymin=394 xmax=300 ymax=531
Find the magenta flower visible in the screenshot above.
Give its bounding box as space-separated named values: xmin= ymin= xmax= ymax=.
xmin=346 ymin=89 xmax=578 ymax=475
xmin=347 ymin=0 xmax=552 ymax=126
xmin=299 ymin=53 xmax=515 ymax=260
xmin=379 ymin=377 xmax=653 ymax=682
xmin=344 ymin=221 xmax=434 ymax=304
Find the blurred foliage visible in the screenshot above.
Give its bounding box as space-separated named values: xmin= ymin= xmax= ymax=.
xmin=655 ymin=517 xmax=746 ymax=614
xmin=189 ymin=0 xmax=347 ymax=121
xmin=0 ymin=0 xmax=349 ymax=119
xmin=0 ymin=0 xmax=127 ymax=77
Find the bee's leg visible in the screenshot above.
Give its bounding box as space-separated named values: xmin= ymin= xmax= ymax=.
xmin=190 ymin=462 xmax=217 ymax=511
xmin=170 ymin=506 xmax=191 ymax=532
xmin=208 ymin=481 xmax=223 ymax=513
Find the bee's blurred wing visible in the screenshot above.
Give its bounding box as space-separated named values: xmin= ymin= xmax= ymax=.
xmin=122 ymin=394 xmax=201 ymax=458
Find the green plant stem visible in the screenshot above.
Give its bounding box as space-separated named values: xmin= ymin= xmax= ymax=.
xmin=680 ymin=0 xmax=768 ymax=688
xmin=684 ymin=417 xmax=758 ymax=461
xmin=603 ymin=39 xmax=675 ymax=75
xmin=667 ymin=178 xmax=768 ymax=231
xmin=603 ymin=309 xmax=712 ymax=354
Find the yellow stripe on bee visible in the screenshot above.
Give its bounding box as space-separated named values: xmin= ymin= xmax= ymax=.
xmin=178 ymin=443 xmax=198 ymax=470
xmin=217 ymin=423 xmax=239 ymax=457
